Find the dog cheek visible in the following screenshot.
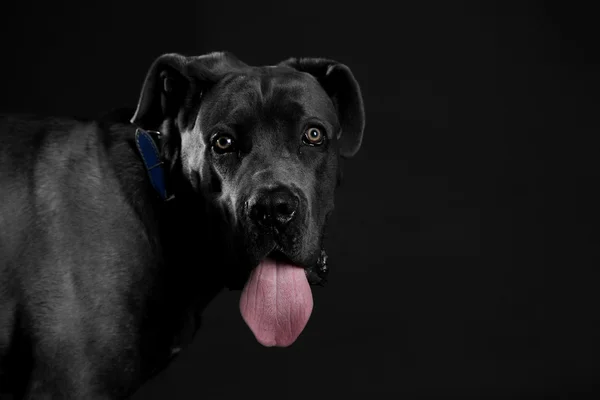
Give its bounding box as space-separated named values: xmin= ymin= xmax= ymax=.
xmin=298 ymin=197 xmax=320 ymax=251
xmin=298 ymin=167 xmax=333 ymax=249
xmin=313 ymin=175 xmax=336 ymax=224
xmin=216 ymin=180 xmax=243 ymax=226
xmin=297 ymin=216 xmax=322 ymax=264
xmin=206 ymin=164 xmax=222 ymax=194
xmin=314 ymin=153 xmax=338 ymax=212
xmin=180 ymin=130 xmax=206 ymax=182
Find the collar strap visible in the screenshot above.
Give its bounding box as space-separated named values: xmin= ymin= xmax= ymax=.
xmin=134 ymin=128 xmax=175 ymax=202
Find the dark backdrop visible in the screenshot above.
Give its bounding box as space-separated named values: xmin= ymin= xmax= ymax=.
xmin=1 ymin=1 xmax=599 ymax=398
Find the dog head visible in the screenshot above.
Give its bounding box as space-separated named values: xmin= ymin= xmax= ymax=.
xmin=131 ymin=52 xmax=365 ymax=346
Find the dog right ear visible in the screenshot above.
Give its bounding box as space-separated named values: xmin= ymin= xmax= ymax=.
xmin=131 ymin=52 xmax=245 ymax=132
xmin=130 ymin=53 xmax=192 ymax=131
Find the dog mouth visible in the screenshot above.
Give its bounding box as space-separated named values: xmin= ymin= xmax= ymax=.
xmin=238 ymin=247 xmax=329 ymax=348
xmin=268 ymin=248 xmax=329 ymax=286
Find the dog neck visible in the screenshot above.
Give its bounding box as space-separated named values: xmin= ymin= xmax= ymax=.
xmin=103 ymin=109 xmax=226 ymax=316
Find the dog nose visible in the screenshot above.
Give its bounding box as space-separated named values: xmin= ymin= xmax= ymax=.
xmin=250 ymin=187 xmax=300 ymax=229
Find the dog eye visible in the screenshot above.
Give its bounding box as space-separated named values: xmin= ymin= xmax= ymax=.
xmin=303 ymin=127 xmax=325 ymax=146
xmin=212 ymin=134 xmax=236 ymax=153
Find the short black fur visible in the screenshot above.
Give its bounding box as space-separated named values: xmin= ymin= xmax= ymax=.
xmin=0 ymin=51 xmax=365 ymax=399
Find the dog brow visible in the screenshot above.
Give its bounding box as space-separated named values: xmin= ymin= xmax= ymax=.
xmin=221 ymin=107 xmax=257 ymax=129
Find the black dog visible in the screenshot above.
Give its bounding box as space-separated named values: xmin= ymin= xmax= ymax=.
xmin=0 ymin=51 xmax=365 ymax=399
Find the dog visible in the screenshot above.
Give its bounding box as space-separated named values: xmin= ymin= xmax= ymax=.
xmin=0 ymin=51 xmax=365 ymax=399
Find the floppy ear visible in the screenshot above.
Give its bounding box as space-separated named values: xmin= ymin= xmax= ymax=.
xmin=130 ymin=53 xmax=193 ymax=131
xmin=131 ymin=51 xmax=244 ymax=132
xmin=279 ymin=58 xmax=365 ymax=158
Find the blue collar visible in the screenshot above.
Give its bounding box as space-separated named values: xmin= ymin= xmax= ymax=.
xmin=134 ymin=128 xmax=175 ymax=202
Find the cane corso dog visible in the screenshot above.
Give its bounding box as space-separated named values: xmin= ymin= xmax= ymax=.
xmin=0 ymin=51 xmax=365 ymax=399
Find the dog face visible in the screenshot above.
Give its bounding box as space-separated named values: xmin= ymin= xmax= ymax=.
xmin=192 ymin=67 xmax=344 ymax=289
xmin=130 ymin=52 xmax=365 ymax=290
xmin=131 ymin=52 xmax=365 ymax=346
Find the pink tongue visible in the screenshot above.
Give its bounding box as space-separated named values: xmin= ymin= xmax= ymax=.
xmin=240 ymin=258 xmax=313 ymax=347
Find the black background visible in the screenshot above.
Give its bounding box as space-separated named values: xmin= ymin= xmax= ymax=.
xmin=2 ymin=1 xmax=599 ymax=398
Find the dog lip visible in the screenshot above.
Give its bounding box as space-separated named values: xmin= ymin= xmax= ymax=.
xmin=263 ymin=249 xmax=328 ymax=287
xmin=265 ymin=249 xmax=300 ymax=267
xmin=305 ymin=266 xmax=327 ymax=286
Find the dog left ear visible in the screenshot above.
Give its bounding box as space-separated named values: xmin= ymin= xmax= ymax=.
xmin=279 ymin=58 xmax=365 ymax=158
